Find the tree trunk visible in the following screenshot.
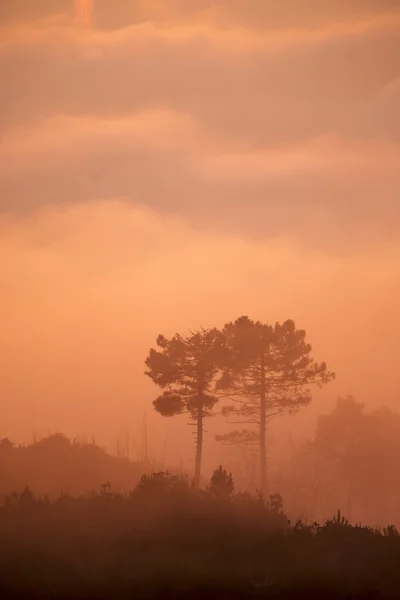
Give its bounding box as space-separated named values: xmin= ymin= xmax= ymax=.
xmin=260 ymin=354 xmax=267 ymax=497
xmin=194 ymin=405 xmax=203 ymax=487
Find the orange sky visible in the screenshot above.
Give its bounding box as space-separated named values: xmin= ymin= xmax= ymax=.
xmin=0 ymin=1 xmax=399 ymax=475
xmin=74 ymin=0 xmax=94 ymax=28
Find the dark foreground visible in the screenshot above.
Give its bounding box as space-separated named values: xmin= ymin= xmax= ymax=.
xmin=1 ymin=474 xmax=399 ymax=600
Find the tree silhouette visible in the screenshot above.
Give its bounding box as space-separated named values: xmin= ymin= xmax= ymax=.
xmin=312 ymin=396 xmax=366 ymax=521
xmin=209 ymin=465 xmax=234 ymax=499
xmin=216 ymin=316 xmax=334 ymax=495
xmin=307 ymin=396 xmax=400 ymax=525
xmin=145 ymin=328 xmax=226 ymax=487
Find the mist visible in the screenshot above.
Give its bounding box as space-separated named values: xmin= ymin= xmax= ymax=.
xmin=1 ymin=3 xmax=400 ymax=597
xmin=1 ymin=0 xmax=399 ymax=465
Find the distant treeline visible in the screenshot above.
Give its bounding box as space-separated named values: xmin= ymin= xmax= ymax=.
xmin=1 ymin=469 xmax=400 ymax=599
xmin=0 ymin=433 xmax=147 ymax=500
xmin=270 ymin=396 xmax=400 ymax=528
xmin=2 ymin=396 xmax=400 ymax=528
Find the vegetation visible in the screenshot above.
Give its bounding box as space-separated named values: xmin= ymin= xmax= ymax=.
xmin=216 ymin=316 xmax=334 ymax=494
xmin=3 ymin=316 xmax=398 ymax=599
xmin=145 ymin=327 xmax=227 ymax=486
xmin=1 ymin=468 xmax=400 ymax=599
xmin=145 ymin=316 xmax=333 ymax=492
xmin=3 ymin=396 xmax=400 ymax=531
xmin=277 ymin=396 xmax=400 ymax=527
xmin=0 ymin=433 xmax=146 ymax=501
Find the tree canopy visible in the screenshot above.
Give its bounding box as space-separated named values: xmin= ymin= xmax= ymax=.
xmin=216 ymin=316 xmax=334 ymax=494
xmin=145 ymin=328 xmax=227 ymax=486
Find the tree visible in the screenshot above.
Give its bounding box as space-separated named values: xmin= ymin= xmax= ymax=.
xmin=145 ymin=328 xmax=226 ymax=487
xmin=307 ymin=396 xmax=400 ymax=525
xmin=216 ymin=316 xmax=334 ymax=495
xmin=312 ymin=396 xmax=367 ymax=519
xmin=209 ymin=466 xmax=235 ymax=499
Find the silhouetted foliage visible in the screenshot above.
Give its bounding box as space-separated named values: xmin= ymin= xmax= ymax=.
xmin=279 ymin=396 xmax=400 ymax=527
xmin=209 ymin=465 xmax=235 ymax=499
xmin=268 ymin=491 xmax=284 ymax=514
xmin=1 ymin=469 xmax=400 ymax=599
xmin=145 ymin=328 xmax=227 ymax=486
xmin=135 ymin=470 xmax=190 ymax=496
xmin=325 ymin=509 xmax=350 ymax=529
xmin=0 ymin=433 xmax=146 ymax=501
xmin=216 ymin=316 xmax=334 ymax=494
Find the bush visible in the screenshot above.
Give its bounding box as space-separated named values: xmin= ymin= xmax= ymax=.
xmin=1 ymin=470 xmax=400 ymax=599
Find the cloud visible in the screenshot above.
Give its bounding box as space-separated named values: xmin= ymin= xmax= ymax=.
xmin=1 ymin=111 xmax=399 ymax=245
xmin=0 ymin=200 xmax=399 ymax=457
xmin=1 ymin=9 xmax=399 ymax=142
xmin=0 ymin=3 xmax=399 ymax=244
xmin=2 ymin=0 xmax=399 ymax=29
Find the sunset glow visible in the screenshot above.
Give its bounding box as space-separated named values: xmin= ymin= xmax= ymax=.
xmin=74 ymin=0 xmax=94 ymax=28
xmin=1 ymin=0 xmax=400 ymax=524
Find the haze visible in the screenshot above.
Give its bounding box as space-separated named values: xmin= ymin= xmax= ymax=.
xmin=0 ymin=0 xmax=399 ymax=477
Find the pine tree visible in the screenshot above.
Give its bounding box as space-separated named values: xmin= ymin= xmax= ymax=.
xmin=145 ymin=328 xmax=226 ymax=487
xmin=216 ymin=316 xmax=334 ymax=495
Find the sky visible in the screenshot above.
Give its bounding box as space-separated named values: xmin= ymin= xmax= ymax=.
xmin=0 ymin=1 xmax=399 ymax=474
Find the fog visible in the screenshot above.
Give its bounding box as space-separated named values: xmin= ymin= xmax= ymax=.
xmin=1 ymin=0 xmax=399 ymax=482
